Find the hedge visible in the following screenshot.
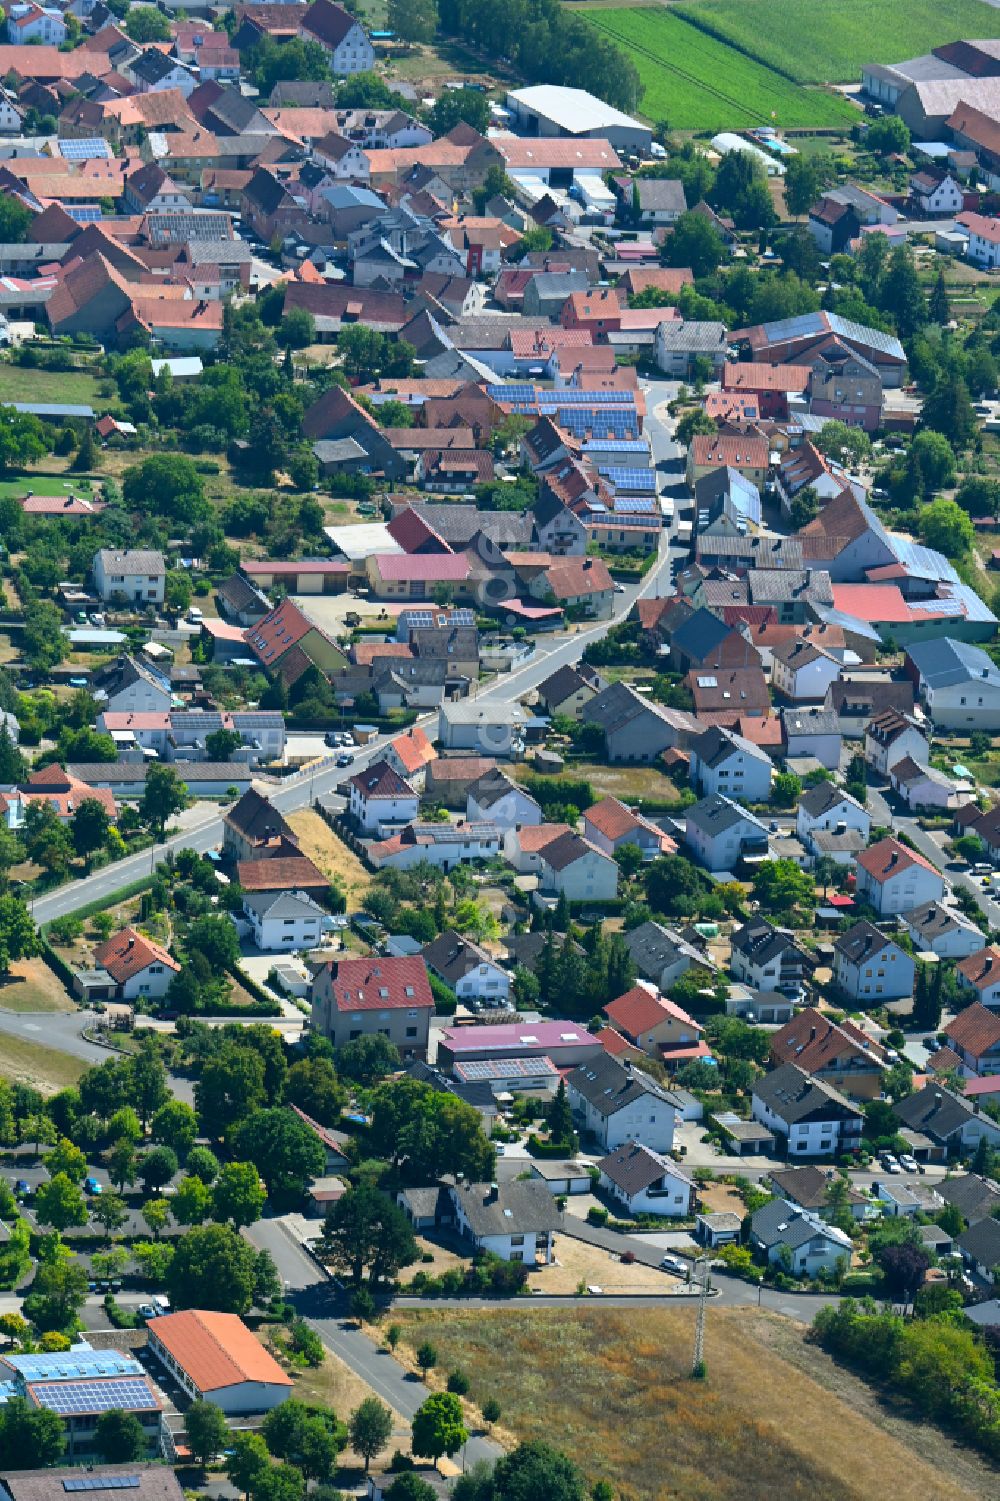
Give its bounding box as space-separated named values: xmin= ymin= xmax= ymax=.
xmin=526 ymin=1134 xmax=578 ymax=1158
xmin=522 ymin=776 xmax=595 ymax=813
xmin=40 ymin=875 xmax=155 ymax=931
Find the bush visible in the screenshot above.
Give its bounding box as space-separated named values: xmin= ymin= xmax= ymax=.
xmin=447 ymin=1370 xmax=470 ymax=1395
xmin=587 ymin=1206 xmax=609 ymax=1226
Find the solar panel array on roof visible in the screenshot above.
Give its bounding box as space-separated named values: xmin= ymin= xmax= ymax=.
xmin=582 ymin=440 xmax=650 ymax=454
xmin=29 ymin=1377 xmax=160 ymax=1415
xmin=599 ymin=466 xmax=656 ymax=493
xmin=415 ymin=821 xmax=497 ymax=841
xmin=66 ymin=207 xmax=103 ymax=224
xmin=401 ymin=607 xmax=476 ymax=628
xmin=64 ymin=1478 xmax=142 ymax=1492
xmin=7 ymin=1351 xmax=141 ymax=1380
xmin=58 ymin=137 xmax=112 ymax=160
xmin=146 ymin=213 xmax=231 ymax=244
xmin=556 ymin=409 xmax=639 ymax=439
xmin=610 ymin=495 xmax=656 ymax=513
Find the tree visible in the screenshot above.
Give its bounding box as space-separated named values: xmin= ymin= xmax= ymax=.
xmin=790 ymin=484 xmax=821 ymax=529
xmin=196 ymin=1046 xmax=266 ymax=1140
xmin=929 ymin=268 xmax=949 ymax=325
xmin=874 ymin=1238 xmax=931 ymax=1302
xmin=0 ymin=1397 xmax=65 ymax=1469
xmin=186 ymin=1145 xmax=220 ymax=1184
xmin=0 ymin=408 xmax=47 ymax=473
xmin=675 ymin=407 xmax=715 ymax=447
xmin=187 ymin=913 xmax=241 ymax=972
xmin=369 ymin=1080 xmax=495 ymax=1184
xmin=866 ymin=114 xmax=910 ymax=155
xmin=35 ymin=1172 xmax=88 ymax=1233
xmin=22 ymin=601 xmax=66 ymax=672
xmin=664 ymin=210 xmax=724 ymax=278
xmin=205 ymin=728 xmax=243 ymax=763
xmin=0 ymin=896 xmax=37 ymax=978
xmin=107 ymin=1139 xmax=138 ymax=1193
xmin=482 ymin=1397 xmax=501 ymax=1430
xmin=410 ymin=1393 xmax=467 ymax=1470
xmin=956 ymin=474 xmax=1000 ymax=521
xmin=276 ymin=308 xmax=316 ymax=351
xmin=880 ymin=244 xmax=927 ymax=339
xmin=386 ymin=1479 xmax=437 ymax=1501
xmin=72 ymin=426 xmax=98 ymax=474
xmin=22 ymin=1258 xmax=88 ymax=1331
xmin=813 ymin=420 xmax=872 ymax=468
xmin=0 ymin=195 xmax=32 ymax=244
xmin=232 ymin=1108 xmax=325 ymax=1199
xmin=262 ymin=1400 xmax=346 ymax=1482
xmin=336 ymin=1034 xmax=400 ymax=1085
xmin=141 ymin=763 xmax=188 ymax=838
xmin=918 ymin=497 xmax=974 ymax=558
xmin=124 ymin=5 xmax=172 ymax=40
xmin=770 ymin=771 xmax=801 ymax=809
xmin=226 ymin=1432 xmax=271 ymax=1498
xmin=172 ymin=1174 xmax=213 ymax=1227
xmin=546 ymin=1080 xmax=575 ymax=1146
xmin=167 ymin=1223 xmax=265 ymax=1314
xmin=185 ymin=1398 xmax=230 ymax=1468
xmin=492 ymin=1442 xmax=588 ymax=1501
xmin=139 ymin=1145 xmax=177 ymax=1195
xmin=152 ymin=1099 xmax=198 ymax=1160
xmin=388 ymin=0 xmax=438 ymax=43
xmin=416 ymin=1342 xmax=437 ymax=1380
xmin=122 ymin=454 xmax=208 ymax=526
xmin=95 ymin=1409 xmax=146 ymax=1463
xmin=90 ymin=1189 xmax=128 ymax=1239
xmin=751 ymin=859 xmax=815 ymax=920
xmin=250 ymin=1466 xmax=306 ymax=1501
xmin=45 ymin=1137 xmax=87 ymax=1182
xmin=920 ymin=367 xmax=976 ymax=448
xmin=285 ymin=1057 xmax=346 ymax=1126
xmin=213 ymin=1160 xmax=267 ymax=1228
xmin=349 ymin=1398 xmax=393 ymax=1474
xmin=427 ymin=89 xmax=489 ymax=136
xmin=0 ymin=722 xmax=25 ymax=783
xmin=142 ymin=1198 xmax=170 ymax=1241
xmin=711 ymin=149 xmax=775 ymax=230
xmin=323 ymin=1183 xmax=418 ymax=1287
xmin=782 ymin=153 xmax=822 ymax=216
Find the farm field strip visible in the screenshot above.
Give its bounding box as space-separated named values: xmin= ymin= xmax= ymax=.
xmin=585 ymin=9 xmax=857 ymax=131
xmin=671 ymin=0 xmax=1000 ymax=85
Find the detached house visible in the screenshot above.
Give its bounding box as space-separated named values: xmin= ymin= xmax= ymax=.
xmin=298 ymin=0 xmax=374 ymax=73
xmin=311 ymin=954 xmax=434 ymax=1059
xmin=91 ymin=926 xmax=180 ymax=1002
xmin=854 ymin=837 xmax=944 ymax=916
xmin=795 ymin=782 xmax=870 ymax=844
xmin=602 ymin=983 xmax=707 ymax=1070
xmin=223 ymin=788 xmax=297 ymax=863
xmin=730 ymin=919 xmax=810 ymax=997
xmin=684 ymin=794 xmax=769 ymax=874
xmin=598 ymin=1143 xmax=695 ymax=1217
xmin=769 ymin=1007 xmax=888 ymax=1100
xmin=687 ymin=726 xmax=773 ymax=803
xmin=894 ymin=1084 xmax=1000 ymax=1160
xmin=956 ymin=947 xmax=1000 ymax=1011
xmin=347 ymin=761 xmax=419 ymax=834
xmin=422 ymin=930 xmax=510 ymax=1007
xmin=537 ymin=830 xmax=618 ymax=903
xmin=751 ymin=1063 xmax=864 ymax=1158
xmin=833 ymin=920 xmax=915 ymax=1003
xmin=905 ymin=637 xmax=1000 ymax=731
xmin=241 ymin=890 xmax=330 ymax=953
xmin=93 ymin=549 xmax=165 ymax=606
xmin=582 ymin=795 xmax=676 ymax=861
xmin=864 ymin=708 xmax=929 ymax=776
xmin=903 ymin=900 xmax=986 ymax=960
xmin=623 ymin=920 xmax=706 ymax=993
xmin=750 ymin=1199 xmax=852 ymax=1277
xmin=771 ymin=638 xmax=842 ymax=703
xmin=944 ymin=1003 xmax=1000 ymax=1077
xmin=567 ymin=1053 xmax=679 ymax=1153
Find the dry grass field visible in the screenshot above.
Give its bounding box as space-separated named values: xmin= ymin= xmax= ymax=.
xmin=0 ymin=1037 xmax=87 ymax=1093
xmin=286 ymin=807 xmax=372 ymax=906
xmin=0 ymin=959 xmax=76 ymax=1014
xmin=394 ymin=1306 xmax=992 ymax=1501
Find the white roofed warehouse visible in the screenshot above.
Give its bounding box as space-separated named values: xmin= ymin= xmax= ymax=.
xmin=504 ymin=85 xmax=652 ymax=153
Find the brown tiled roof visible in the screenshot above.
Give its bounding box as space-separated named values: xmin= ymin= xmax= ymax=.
xmin=149 ymin=1310 xmax=292 ymax=1393
xmin=94 ymin=926 xmax=180 ymax=984
xmin=957 ymin=946 xmax=1000 ymax=991
xmin=236 ymin=855 xmax=327 ymax=891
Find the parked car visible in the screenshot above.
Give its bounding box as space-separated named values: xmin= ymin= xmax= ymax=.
xmin=899 ymin=1154 xmax=919 ymax=1173
xmin=14 ymin=1179 xmax=31 ymax=1199
xmin=660 ymin=1254 xmax=688 ymax=1276
xmin=137 ymin=1304 xmax=158 ymax=1320
xmin=880 ymin=1153 xmax=902 ymax=1174
xmin=84 ymin=1176 xmax=103 ymax=1195
xmin=336 ymin=752 xmax=354 ymax=767
xmin=324 ymin=731 xmax=341 ymax=747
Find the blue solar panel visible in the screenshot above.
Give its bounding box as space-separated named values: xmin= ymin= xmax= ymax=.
xmin=599 ymin=467 xmax=656 ymax=493
xmin=583 ymin=440 xmax=650 ymax=454
xmin=64 ymin=1478 xmax=142 ymax=1492
xmin=65 ymin=207 xmax=103 ymax=224
xmin=30 ymin=1378 xmax=159 ymax=1416
xmin=58 ymin=137 xmax=111 ymax=161
xmin=611 ymin=496 xmax=656 ymax=513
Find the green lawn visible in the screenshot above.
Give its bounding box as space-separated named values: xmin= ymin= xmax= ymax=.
xmin=585 ymin=8 xmax=857 ymax=130
xmin=0 ymin=474 xmax=101 ymax=501
xmin=673 ymin=0 xmax=1000 ymax=85
xmin=0 ymin=364 xmax=112 ymax=410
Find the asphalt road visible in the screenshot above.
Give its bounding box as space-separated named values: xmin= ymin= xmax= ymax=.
xmin=866 ymin=779 xmax=1000 ymax=929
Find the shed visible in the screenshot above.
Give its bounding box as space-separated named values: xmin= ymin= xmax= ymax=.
xmin=529 ymin=1159 xmax=593 ymax=1195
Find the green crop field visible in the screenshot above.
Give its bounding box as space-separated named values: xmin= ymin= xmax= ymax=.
xmin=585 ymin=8 xmax=857 ymax=131
xmin=673 ymin=0 xmax=1000 ymax=85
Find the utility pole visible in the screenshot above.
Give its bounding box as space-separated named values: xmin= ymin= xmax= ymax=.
xmin=692 ymin=1255 xmax=709 ymax=1378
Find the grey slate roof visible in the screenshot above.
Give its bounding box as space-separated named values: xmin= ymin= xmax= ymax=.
xmin=243 ymin=889 xmax=324 ymax=920
xmin=957 ymin=1216 xmax=1000 ymax=1267
xmin=623 ymin=919 xmax=702 ymax=982
xmin=422 ymin=930 xmax=493 ymax=986
xmin=454 ymin=1179 xmax=560 ymax=1238
xmin=768 ymin=1164 xmax=866 ymax=1211
xmin=833 ymin=919 xmax=896 ymax=964
xmin=894 ymin=1085 xmax=978 ymax=1142
xmin=937 ymin=1173 xmax=1000 ymax=1225
xmin=753 ymin=1063 xmax=860 ymax=1125
xmin=685 ymin=793 xmax=767 ymax=838
xmin=781 ymin=706 xmax=840 ymax=739
xmin=598 ymin=1142 xmax=693 ymax=1196
xmin=798 ymin=782 xmax=864 ymax=819
xmin=905 ymin=636 xmax=1000 ymax=691
xmin=691 ymin=725 xmax=769 ymax=770
xmin=568 ymin=1053 xmax=677 ymax=1118
xmin=905 ymin=901 xmax=981 ymax=944
xmin=750 ymin=1198 xmax=851 ymax=1252
xmin=731 ymin=918 xmax=802 ymax=967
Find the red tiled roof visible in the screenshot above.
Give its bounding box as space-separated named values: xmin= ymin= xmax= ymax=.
xmin=595 ymin=1025 xmax=640 ymax=1059
xmin=689 ymin=433 xmax=768 ymax=469
xmin=245 ymin=599 xmax=316 ymax=667
xmin=544 ymin=556 xmax=613 ymax=600
xmin=21 ymin=764 xmax=117 ymax=819
xmin=373 ymin=552 xmax=469 ymax=582
xmin=321 ymin=954 xmax=433 ymax=1012
xmin=957 ymin=946 xmax=1000 ymax=991
xmin=149 ymin=1310 xmax=292 ymax=1394
xmin=945 ymin=1000 xmax=1000 ymax=1057
xmin=236 ymin=856 xmax=327 ymax=891
xmin=722 ymin=362 xmax=810 ymax=394
xmin=94 ymin=926 xmax=180 ymax=984
xmin=388 ymin=726 xmax=437 ymax=775
xmin=604 ymin=986 xmax=699 ymax=1039
xmin=770 ymin=1006 xmax=885 ymax=1075
xmin=856 ymin=837 xmax=940 ymax=884
xmin=512 ymin=822 xmax=571 ymax=853
xmin=347 ymin=759 xmax=415 ymax=801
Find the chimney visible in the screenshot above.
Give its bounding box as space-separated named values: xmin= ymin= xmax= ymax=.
xmin=127 ymin=936 xmax=135 ymax=950
xmin=809 ymin=1025 xmax=816 ymax=1041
